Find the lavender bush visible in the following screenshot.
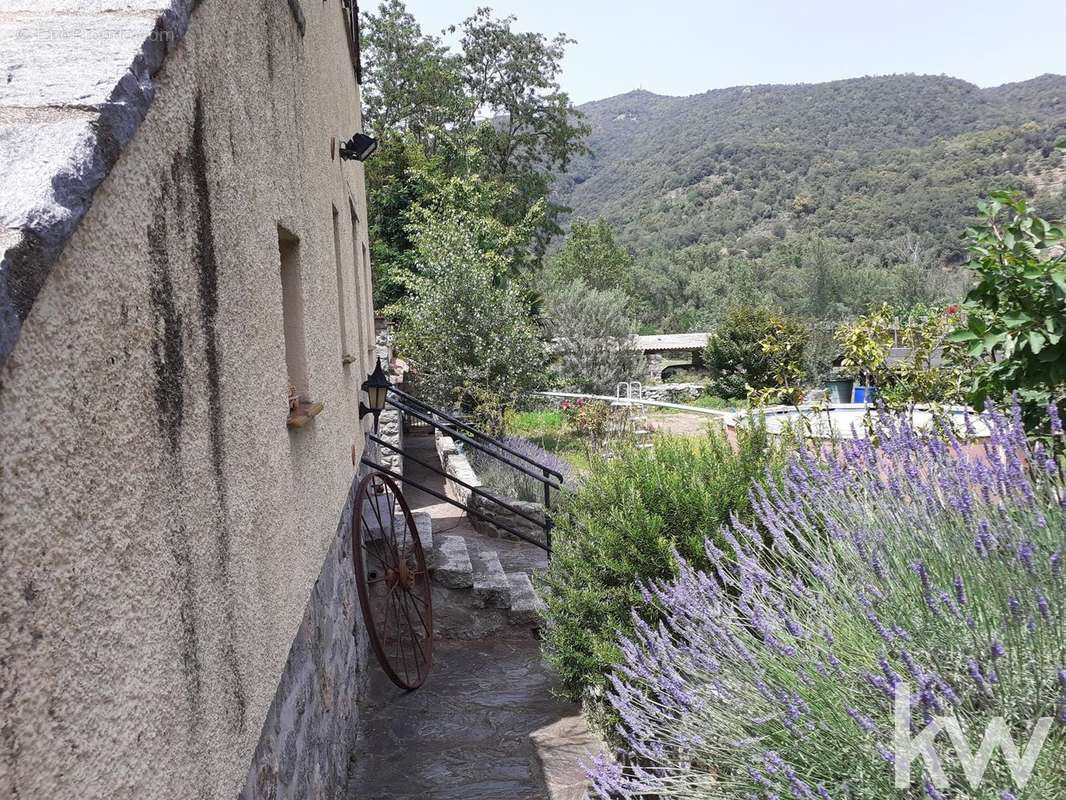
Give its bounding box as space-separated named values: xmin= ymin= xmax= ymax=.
xmin=470 ymin=436 xmax=573 ymax=504
xmin=593 ymin=405 xmax=1065 ymax=799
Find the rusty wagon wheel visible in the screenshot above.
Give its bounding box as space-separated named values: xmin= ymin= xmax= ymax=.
xmin=351 ymin=471 xmax=433 ymax=690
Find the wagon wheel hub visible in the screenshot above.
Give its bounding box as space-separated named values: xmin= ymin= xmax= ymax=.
xmin=385 ymin=558 xmax=416 ymax=591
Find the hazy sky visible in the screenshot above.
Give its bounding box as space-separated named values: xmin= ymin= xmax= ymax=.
xmin=398 ymin=0 xmax=1066 ymax=104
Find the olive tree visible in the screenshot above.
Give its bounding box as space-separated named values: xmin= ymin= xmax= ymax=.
xmin=544 ymin=280 xmax=643 ymax=393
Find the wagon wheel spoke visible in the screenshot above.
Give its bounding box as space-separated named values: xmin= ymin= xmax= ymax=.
xmin=400 ymin=589 xmax=432 ymax=641
xmin=395 ymin=591 xmax=426 ymax=681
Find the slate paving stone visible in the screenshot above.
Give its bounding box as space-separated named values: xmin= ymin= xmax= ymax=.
xmin=346 ymin=432 xmax=599 ymax=799
xmin=348 ymin=635 xmax=593 ymax=799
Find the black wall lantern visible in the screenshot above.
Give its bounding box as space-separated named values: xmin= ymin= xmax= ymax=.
xmin=339 ymin=132 xmax=378 ymax=162
xmin=360 ymin=358 xmax=390 ymax=430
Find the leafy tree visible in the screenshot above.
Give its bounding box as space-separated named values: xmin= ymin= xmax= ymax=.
xmin=393 ymin=203 xmax=546 ymax=410
xmin=547 ymin=219 xmax=634 ymax=293
xmin=458 ymin=9 xmax=590 ymax=262
xmin=836 ymin=303 xmax=969 ymax=410
xmin=360 ymin=2 xmax=589 ymax=289
xmin=703 ymin=307 xmax=808 ymax=399
xmin=360 ymin=0 xmax=469 ymax=147
xmin=947 ymin=184 xmax=1066 ymax=422
xmin=544 ymin=280 xmax=643 ymax=393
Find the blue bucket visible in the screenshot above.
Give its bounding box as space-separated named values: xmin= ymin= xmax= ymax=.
xmin=853 ymin=385 xmax=876 ymax=404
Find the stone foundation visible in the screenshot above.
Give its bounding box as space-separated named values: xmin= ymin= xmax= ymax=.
xmin=468 ymin=492 xmax=547 ymax=544
xmin=238 ymin=475 xmax=369 ymax=800
xmin=435 ymin=430 xmax=479 ymax=505
xmin=374 ymin=323 xmax=404 ymax=478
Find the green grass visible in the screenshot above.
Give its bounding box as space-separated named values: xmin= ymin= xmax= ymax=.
xmin=505 ymin=409 xmax=590 ymax=473
xmin=688 ymin=394 xmax=743 ymax=411
xmin=506 ymin=409 xmax=564 ymax=436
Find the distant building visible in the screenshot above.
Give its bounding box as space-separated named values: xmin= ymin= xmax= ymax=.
xmin=633 ymin=332 xmax=710 ymax=379
xmin=1 ymin=2 xmax=378 ymax=798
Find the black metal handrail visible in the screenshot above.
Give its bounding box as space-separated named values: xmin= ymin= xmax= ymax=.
xmin=369 ymin=433 xmax=547 ymax=533
xmin=361 ymin=456 xmax=550 ymax=552
xmin=368 ymin=388 xmax=570 ymax=554
xmin=386 ymin=395 xmax=566 ymax=492
xmin=388 ymin=387 xmax=566 ymax=483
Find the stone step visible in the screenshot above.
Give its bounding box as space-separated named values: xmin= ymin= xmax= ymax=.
xmin=411 ymin=511 xmax=433 ymax=557
xmin=470 ymin=547 xmax=511 ymax=609
xmin=431 ymin=534 xmax=474 ymax=589
xmin=506 ymin=572 xmax=543 ymax=626
xmin=360 ymin=494 xmax=394 ymax=542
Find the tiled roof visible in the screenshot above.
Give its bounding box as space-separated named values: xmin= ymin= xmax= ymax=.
xmin=632 ymin=333 xmax=711 ymax=352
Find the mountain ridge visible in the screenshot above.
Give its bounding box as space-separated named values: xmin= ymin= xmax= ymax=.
xmin=554 ymin=73 xmax=1066 ymax=264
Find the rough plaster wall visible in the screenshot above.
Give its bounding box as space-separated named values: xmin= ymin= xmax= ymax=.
xmin=0 ymin=1 xmax=375 ymax=798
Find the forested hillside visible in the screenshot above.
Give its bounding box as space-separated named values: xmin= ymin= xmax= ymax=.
xmin=553 ymin=74 xmax=1066 ymax=330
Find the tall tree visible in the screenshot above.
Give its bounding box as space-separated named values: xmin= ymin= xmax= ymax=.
xmin=360 ymin=2 xmax=588 ymax=285
xmin=547 ymin=219 xmax=634 ymax=293
xmin=359 ymin=0 xmax=468 ymax=148
xmin=458 ymin=8 xmax=589 ymax=262
xmin=544 ymin=280 xmax=643 ymax=393
xmin=393 ymin=178 xmax=546 ymax=409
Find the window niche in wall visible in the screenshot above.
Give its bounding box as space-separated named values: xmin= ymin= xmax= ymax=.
xmin=279 ymin=226 xmax=322 ymax=428
xmin=332 ymin=205 xmax=355 ymax=366
xmin=349 ymin=200 xmax=372 ymax=365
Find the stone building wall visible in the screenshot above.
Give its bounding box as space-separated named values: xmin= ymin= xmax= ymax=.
xmin=641 ymin=383 xmax=705 ymax=403
xmin=238 ymin=471 xmax=370 ymax=800
xmin=374 ymin=320 xmax=404 ymax=478
xmin=0 ymin=2 xmax=376 ymax=798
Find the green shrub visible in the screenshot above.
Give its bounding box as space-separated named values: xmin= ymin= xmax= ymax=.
xmin=543 ymin=279 xmax=643 ymax=393
xmin=538 ymin=421 xmax=782 ymax=705
xmin=703 ymin=306 xmax=809 ymax=400
xmin=948 ymin=187 xmax=1066 ymax=429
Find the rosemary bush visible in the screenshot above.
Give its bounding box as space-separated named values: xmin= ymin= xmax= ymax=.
xmin=539 ymin=422 xmax=781 ymax=706
xmin=593 ymin=405 xmax=1065 ymax=799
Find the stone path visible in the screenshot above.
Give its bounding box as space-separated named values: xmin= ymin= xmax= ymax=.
xmin=347 ymin=434 xmax=598 ymax=799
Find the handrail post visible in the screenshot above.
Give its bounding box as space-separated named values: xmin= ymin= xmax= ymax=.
xmin=542 ymin=466 xmax=553 ymax=557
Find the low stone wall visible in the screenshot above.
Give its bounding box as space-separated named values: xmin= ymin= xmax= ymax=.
xmin=238 ymin=471 xmax=369 ymax=800
xmin=434 ymin=431 xmax=547 ymax=545
xmin=468 ymin=492 xmax=546 ymax=543
xmin=641 ymin=383 xmax=705 ymax=403
xmin=435 ymin=430 xmax=479 ymax=505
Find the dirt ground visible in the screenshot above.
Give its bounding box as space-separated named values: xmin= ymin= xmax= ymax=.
xmin=645 ymin=410 xmax=729 ymax=437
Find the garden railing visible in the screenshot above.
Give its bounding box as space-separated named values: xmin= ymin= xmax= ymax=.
xmin=360 ymin=388 xmax=566 ymax=554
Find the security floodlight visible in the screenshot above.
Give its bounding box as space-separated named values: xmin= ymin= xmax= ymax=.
xmin=339 ymin=132 xmax=377 ymax=162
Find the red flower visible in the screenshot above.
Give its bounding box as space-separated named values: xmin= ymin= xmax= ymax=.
xmin=561 ymin=401 xmax=571 ymax=410
xmin=577 ymin=398 xmax=586 ymax=407
xmin=946 ymin=304 xmax=960 ymax=316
